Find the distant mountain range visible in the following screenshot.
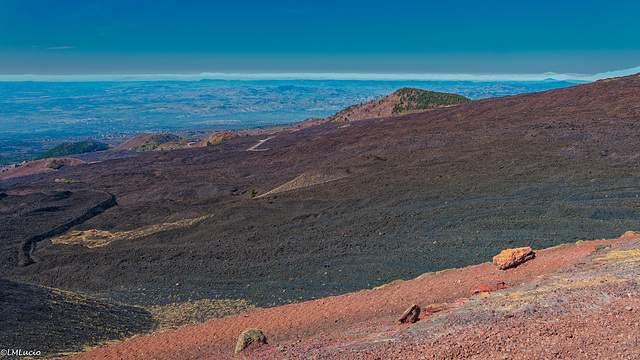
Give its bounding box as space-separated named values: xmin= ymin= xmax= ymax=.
xmin=2 ymin=65 xmax=640 ymax=81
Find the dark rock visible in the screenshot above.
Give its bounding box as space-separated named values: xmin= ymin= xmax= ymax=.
xmin=398 ymin=304 xmax=421 ymax=324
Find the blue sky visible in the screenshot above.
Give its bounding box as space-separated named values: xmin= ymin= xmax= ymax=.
xmin=1 ymin=0 xmax=639 ymax=75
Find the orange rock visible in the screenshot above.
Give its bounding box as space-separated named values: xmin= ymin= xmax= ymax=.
xmin=492 ymin=247 xmax=535 ymax=270
xmin=471 ymin=280 xmax=506 ymax=294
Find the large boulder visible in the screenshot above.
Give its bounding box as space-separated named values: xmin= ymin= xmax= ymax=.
xmin=397 ymin=304 xmax=421 ymax=324
xmin=235 ymin=328 xmax=267 ymax=354
xmin=493 ymin=247 xmax=535 ymax=270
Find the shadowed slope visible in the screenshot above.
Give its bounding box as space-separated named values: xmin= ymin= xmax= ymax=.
xmin=0 ymin=278 xmax=154 ymax=358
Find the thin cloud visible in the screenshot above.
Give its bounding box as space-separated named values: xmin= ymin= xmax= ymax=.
xmin=46 ymin=46 xmax=76 ymax=50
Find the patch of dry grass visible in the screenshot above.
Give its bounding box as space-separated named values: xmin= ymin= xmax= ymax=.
xmin=259 ymin=168 xmax=350 ymax=197
xmin=372 ymin=279 xmax=404 ymax=291
xmin=146 ymin=298 xmax=261 ymax=332
xmin=51 ymin=215 xmax=211 ymax=248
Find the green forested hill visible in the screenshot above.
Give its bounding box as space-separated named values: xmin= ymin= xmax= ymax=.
xmin=392 ymin=88 xmax=471 ymax=114
xmin=34 ymin=141 xmax=109 ymax=160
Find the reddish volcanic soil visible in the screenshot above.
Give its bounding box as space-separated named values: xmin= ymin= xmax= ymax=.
xmin=72 ymin=234 xmax=640 ymax=359
xmin=0 ymin=158 xmax=85 ymax=180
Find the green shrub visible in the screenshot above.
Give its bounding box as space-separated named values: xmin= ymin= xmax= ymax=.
xmin=46 ymin=159 xmax=64 ymax=169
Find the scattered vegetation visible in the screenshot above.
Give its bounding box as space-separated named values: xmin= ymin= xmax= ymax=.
xmin=546 ymin=242 xmax=573 ymax=250
xmin=372 ymin=279 xmax=404 ymax=291
xmin=46 ymin=159 xmax=65 ymax=169
xmin=152 ymin=139 xmax=190 ymax=150
xmin=391 ymin=88 xmax=471 ymax=114
xmin=200 ymin=132 xmax=244 ymax=147
xmin=135 ymin=141 xmax=163 ymax=152
xmin=35 ymin=141 xmax=108 ymax=160
xmin=115 ymin=133 xmax=182 ymax=151
xmin=416 ymin=271 xmax=435 ymax=279
xmin=434 ymin=268 xmax=456 ymax=275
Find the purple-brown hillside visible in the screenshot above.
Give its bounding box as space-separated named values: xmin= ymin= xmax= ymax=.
xmin=199 ymin=131 xmax=245 ymax=147
xmin=114 ymin=133 xmax=181 ymax=151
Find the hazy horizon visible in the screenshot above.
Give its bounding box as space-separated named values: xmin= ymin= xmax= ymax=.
xmin=1 ymin=64 xmax=639 ymax=82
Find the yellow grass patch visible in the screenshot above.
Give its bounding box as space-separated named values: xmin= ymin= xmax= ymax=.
xmin=147 ymin=298 xmax=261 ymax=332
xmin=372 ymin=279 xmax=404 ymax=291
xmin=259 ymin=168 xmax=350 ymax=197
xmin=51 ymin=215 xmax=211 ymax=248
xmin=601 ymin=249 xmax=640 ymax=262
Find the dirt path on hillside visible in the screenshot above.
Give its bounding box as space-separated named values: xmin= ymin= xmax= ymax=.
xmin=71 ymin=234 xmax=640 ymax=359
xmin=246 ymin=136 xmax=275 ymax=151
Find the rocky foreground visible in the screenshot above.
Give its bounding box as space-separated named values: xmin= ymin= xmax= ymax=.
xmin=72 ymin=233 xmax=640 ymax=359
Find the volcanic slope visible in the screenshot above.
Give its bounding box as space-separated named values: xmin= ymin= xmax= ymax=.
xmin=0 ymin=278 xmax=154 ymax=358
xmin=114 ymin=133 xmax=181 ymax=151
xmin=3 ymin=74 xmax=640 ymax=352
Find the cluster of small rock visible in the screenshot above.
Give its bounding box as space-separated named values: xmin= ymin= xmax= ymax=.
xmin=236 ymin=247 xmax=538 ymax=353
xmin=396 ymin=247 xmax=536 ymax=325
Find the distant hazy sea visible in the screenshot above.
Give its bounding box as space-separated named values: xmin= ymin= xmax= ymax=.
xmin=0 ymin=78 xmax=584 ymax=164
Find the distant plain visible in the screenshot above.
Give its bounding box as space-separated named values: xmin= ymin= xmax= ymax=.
xmin=0 ymin=79 xmax=581 ymax=164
